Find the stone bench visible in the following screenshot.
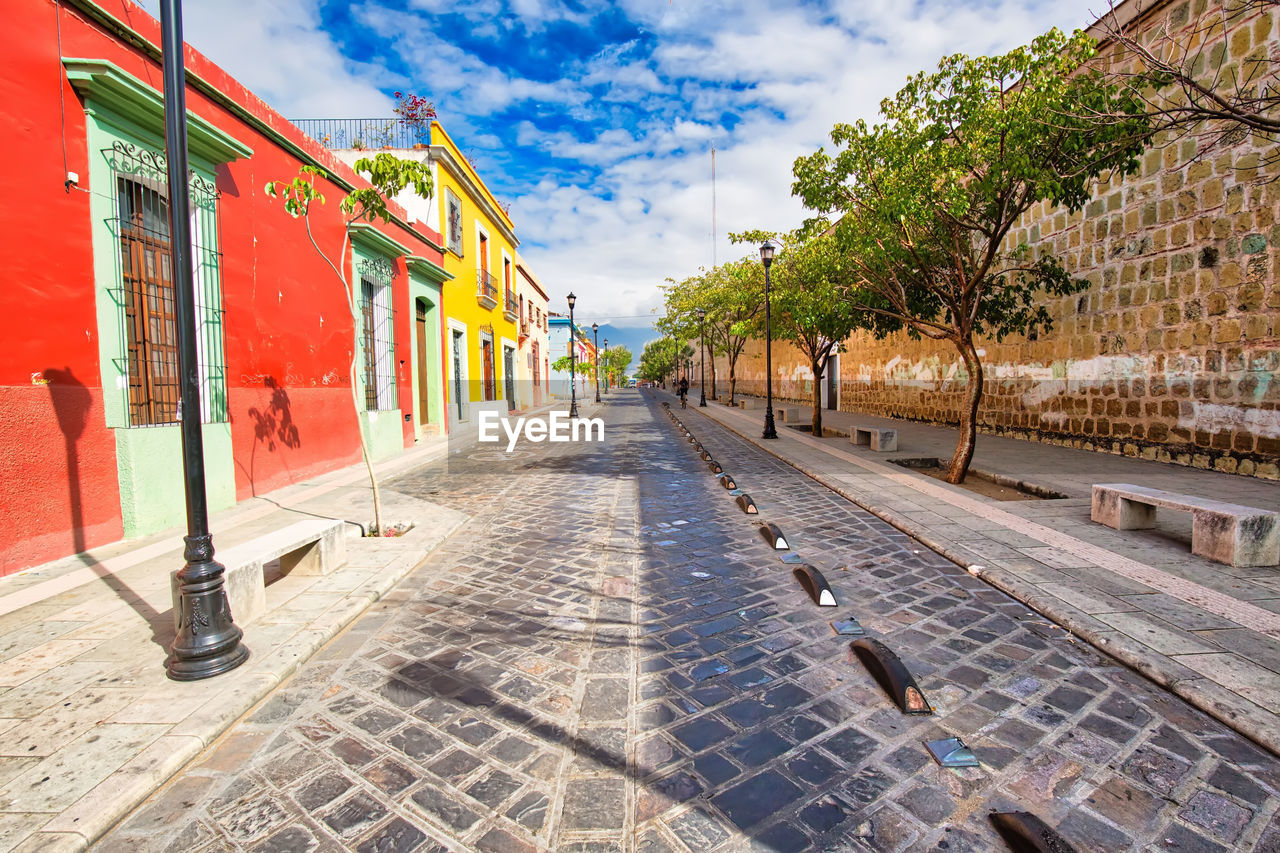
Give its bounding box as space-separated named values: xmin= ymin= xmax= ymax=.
xmin=777 ymin=407 xmax=807 ymax=423
xmin=171 ymin=518 xmax=347 ymax=630
xmin=1091 ymin=483 xmax=1279 ymax=567
xmin=850 ymin=426 xmax=898 ymax=452
xmin=737 ymin=398 xmax=765 ymax=410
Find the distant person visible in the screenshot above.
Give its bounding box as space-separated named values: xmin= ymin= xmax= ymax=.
xmin=678 ymin=376 xmax=689 ymax=408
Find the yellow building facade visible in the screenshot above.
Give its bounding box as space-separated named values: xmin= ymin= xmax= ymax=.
xmin=426 ymin=121 xmax=521 ymax=424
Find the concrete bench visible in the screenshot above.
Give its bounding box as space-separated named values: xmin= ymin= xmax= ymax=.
xmin=737 ymin=398 xmax=765 ymax=410
xmin=777 ymin=407 xmax=807 ymax=423
xmin=171 ymin=518 xmax=347 ymax=630
xmin=850 ymin=425 xmax=898 ymax=452
xmin=1091 ymin=483 xmax=1279 ymax=567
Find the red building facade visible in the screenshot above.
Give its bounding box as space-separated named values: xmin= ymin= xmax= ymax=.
xmin=0 ymin=0 xmax=451 ymax=575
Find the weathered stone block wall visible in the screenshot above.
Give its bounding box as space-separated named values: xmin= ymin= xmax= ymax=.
xmin=718 ymin=0 xmax=1280 ymax=480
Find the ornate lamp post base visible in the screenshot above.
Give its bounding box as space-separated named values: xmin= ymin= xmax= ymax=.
xmin=763 ymin=407 xmax=778 ymax=439
xmin=166 ymin=535 xmax=249 ymax=681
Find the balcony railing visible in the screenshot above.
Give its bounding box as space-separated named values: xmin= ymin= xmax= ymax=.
xmin=503 ymin=288 xmax=518 ymax=322
xmin=289 ymin=118 xmax=429 ymax=150
xmin=477 ymin=270 xmax=499 ymax=310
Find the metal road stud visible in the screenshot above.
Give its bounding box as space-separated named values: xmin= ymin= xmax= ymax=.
xmin=925 ymin=737 xmax=979 ymax=768
xmin=988 ymin=811 xmax=1077 ymax=853
xmin=830 ymin=616 xmax=864 ymax=635
xmin=735 ymin=493 xmax=758 ymax=514
xmin=707 ymin=460 xmax=723 ymax=474
xmin=718 ymin=473 xmax=737 ymax=490
xmin=793 ymin=565 xmax=837 ymax=606
xmin=851 ymin=638 xmax=932 ymax=715
xmin=760 ymin=522 xmax=789 ymax=550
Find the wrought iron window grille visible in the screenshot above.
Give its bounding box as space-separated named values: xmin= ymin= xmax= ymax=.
xmin=360 ymin=276 xmax=398 ymax=412
xmin=104 ymin=141 xmax=227 ymax=428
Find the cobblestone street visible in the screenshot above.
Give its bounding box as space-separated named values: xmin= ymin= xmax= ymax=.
xmin=98 ymin=392 xmax=1280 ymax=852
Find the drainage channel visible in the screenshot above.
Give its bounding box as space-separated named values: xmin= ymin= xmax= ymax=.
xmin=662 ymin=397 xmax=1079 ymax=852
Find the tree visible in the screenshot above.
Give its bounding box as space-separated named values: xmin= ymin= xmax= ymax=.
xmin=602 ymin=346 xmax=632 ymax=387
xmin=701 ymin=258 xmax=763 ymax=405
xmin=551 ymin=354 xmax=587 ymax=376
xmin=792 ymin=29 xmax=1153 ymax=482
xmin=636 ymin=338 xmax=681 ymax=384
xmin=1093 ymin=1 xmax=1279 ymax=167
xmin=265 ymin=154 xmax=432 ymax=532
xmin=656 ymin=276 xmax=716 ymax=398
xmin=732 ymin=229 xmax=864 ymax=437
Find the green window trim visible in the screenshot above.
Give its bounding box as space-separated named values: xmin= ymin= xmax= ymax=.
xmin=63 ymin=57 xmax=252 ymax=164
xmin=406 ymin=254 xmax=453 ymax=284
xmin=349 ymin=222 xmax=412 ymax=259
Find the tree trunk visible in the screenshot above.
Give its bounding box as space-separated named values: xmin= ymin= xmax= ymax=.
xmin=728 ymin=355 xmax=737 ymax=405
xmin=811 ymin=360 xmax=823 ymax=436
xmin=708 ymin=349 xmax=718 ymax=400
xmin=307 ymin=219 xmax=383 ymax=535
xmin=946 ymin=339 xmax=983 ymax=484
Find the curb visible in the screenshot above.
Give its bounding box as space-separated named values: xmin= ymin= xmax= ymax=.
xmin=679 ymin=399 xmax=1280 ymax=759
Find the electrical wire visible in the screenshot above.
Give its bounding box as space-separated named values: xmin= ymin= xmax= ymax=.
xmin=56 ymin=0 xmax=72 ymax=192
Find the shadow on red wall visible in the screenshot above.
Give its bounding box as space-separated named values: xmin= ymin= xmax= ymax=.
xmin=238 ymin=375 xmax=302 ymax=497
xmin=43 ymin=367 xmax=169 ymax=649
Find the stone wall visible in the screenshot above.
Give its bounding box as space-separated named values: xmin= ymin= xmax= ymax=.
xmin=717 ymin=0 xmax=1280 ymax=480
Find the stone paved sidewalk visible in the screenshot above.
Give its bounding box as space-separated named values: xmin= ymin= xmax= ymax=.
xmin=687 ymin=394 xmax=1280 ymax=756
xmin=97 ymin=392 xmax=1280 ymax=852
xmin=0 ymin=437 xmax=469 ymax=853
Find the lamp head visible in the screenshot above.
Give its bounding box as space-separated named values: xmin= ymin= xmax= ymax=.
xmin=592 ymin=322 xmax=598 ymax=333
xmin=567 ymin=292 xmax=576 ymax=309
xmin=759 ymin=240 xmax=777 ymax=267
xmin=696 ymin=308 xmax=706 ymax=319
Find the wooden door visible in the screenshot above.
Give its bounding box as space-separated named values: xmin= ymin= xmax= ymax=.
xmin=482 ymin=339 xmax=495 ymax=401
xmin=416 ymin=302 xmax=430 ymax=424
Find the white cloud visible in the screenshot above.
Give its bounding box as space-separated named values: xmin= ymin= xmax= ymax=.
xmin=135 ymin=0 xmax=395 ymax=118
xmin=143 ymin=0 xmax=1101 ymax=329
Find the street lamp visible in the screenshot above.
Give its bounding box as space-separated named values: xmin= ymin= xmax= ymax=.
xmin=161 ymin=0 xmax=248 ymax=680
xmin=567 ymin=292 xmax=579 ymax=418
xmin=696 ymin=308 xmax=707 ymax=407
xmin=603 ymin=338 xmax=608 ymax=394
xmin=592 ymin=323 xmax=601 ymax=403
xmin=760 ymin=240 xmax=778 ymax=439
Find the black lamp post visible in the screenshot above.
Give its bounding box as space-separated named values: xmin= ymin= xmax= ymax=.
xmin=567 ymin=292 xmax=579 ymax=418
xmin=592 ymin=323 xmax=601 ymax=403
xmin=760 ymin=240 xmax=778 ymax=439
xmin=602 ymin=338 xmax=608 ymax=394
xmin=697 ymin=308 xmax=707 ymax=407
xmin=162 ymin=0 xmax=249 ymax=680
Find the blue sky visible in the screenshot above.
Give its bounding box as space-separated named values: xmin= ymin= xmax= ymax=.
xmin=142 ymin=0 xmax=1101 ymax=361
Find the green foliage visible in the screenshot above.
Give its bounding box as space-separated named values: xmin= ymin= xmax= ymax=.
xmin=791 ymin=28 xmax=1150 ymax=345
xmin=636 ymin=338 xmax=681 ymax=382
xmin=789 ymin=28 xmax=1153 ymax=479
xmin=552 ymin=354 xmax=585 ymax=376
xmin=602 ymin=346 xmax=632 ymax=382
xmin=264 ymin=155 xmax=432 ymax=226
